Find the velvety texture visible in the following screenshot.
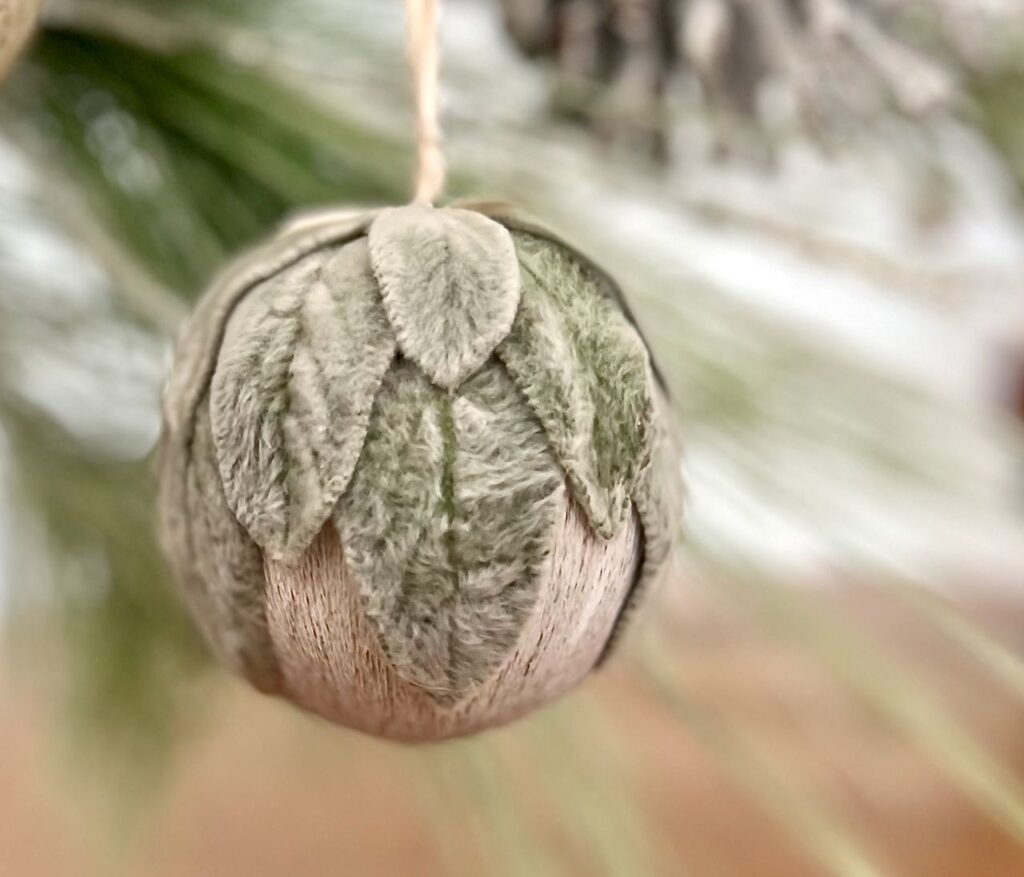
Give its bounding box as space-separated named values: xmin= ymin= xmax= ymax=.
xmin=158 ymin=204 xmax=681 ymax=717
xmin=160 ymin=391 xmax=282 ymax=692
xmin=336 ymin=360 xmax=564 ymax=694
xmin=497 ymin=231 xmax=654 ymax=539
xmin=162 ymin=211 xmax=373 ymax=438
xmin=601 ymin=386 xmax=683 ymax=659
xmin=369 ymin=205 xmax=520 ymax=389
xmin=451 ymin=200 xmax=666 ymax=391
xmin=210 ymin=240 xmax=395 ymax=560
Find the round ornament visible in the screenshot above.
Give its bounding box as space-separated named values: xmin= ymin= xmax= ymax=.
xmin=158 ymin=202 xmax=681 ymax=740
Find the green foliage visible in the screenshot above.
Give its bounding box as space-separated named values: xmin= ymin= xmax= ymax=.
xmin=8 ymin=26 xmax=409 ymax=294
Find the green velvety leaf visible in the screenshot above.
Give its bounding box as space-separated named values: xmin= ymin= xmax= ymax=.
xmin=634 ymin=390 xmax=684 ymax=586
xmin=210 ymin=238 xmax=396 ymax=559
xmin=368 ymin=206 xmax=521 ymax=389
xmin=162 ymin=211 xmax=374 ymax=438
xmin=159 ymin=392 xmax=281 ymax=692
xmin=336 ymin=359 xmax=563 ymax=697
xmin=601 ymin=388 xmax=683 ymax=659
xmin=497 ymin=232 xmax=656 ymax=539
xmin=458 ymin=200 xmax=667 ymax=393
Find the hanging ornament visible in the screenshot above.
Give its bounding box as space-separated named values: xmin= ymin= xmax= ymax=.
xmin=0 ymin=0 xmax=39 ymax=81
xmin=158 ymin=0 xmax=681 ymax=741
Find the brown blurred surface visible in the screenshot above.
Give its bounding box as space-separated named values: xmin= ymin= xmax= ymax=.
xmin=2 ymin=583 xmax=1023 ymax=877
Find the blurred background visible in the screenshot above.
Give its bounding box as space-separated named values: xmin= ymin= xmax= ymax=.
xmin=1 ymin=1 xmax=1023 ymax=874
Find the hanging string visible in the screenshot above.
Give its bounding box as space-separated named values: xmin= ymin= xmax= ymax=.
xmin=405 ymin=0 xmax=446 ymax=205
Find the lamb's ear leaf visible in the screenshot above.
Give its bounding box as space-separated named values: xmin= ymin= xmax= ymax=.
xmin=496 ymin=231 xmax=656 ymax=538
xmin=600 ymin=388 xmax=684 ymax=660
xmin=163 ymin=211 xmax=375 ymax=439
xmin=368 ymin=205 xmax=520 ymax=389
xmin=159 ymin=391 xmax=282 ymax=692
xmin=455 ymin=200 xmax=667 ymax=393
xmin=209 ymin=238 xmax=396 ymax=560
xmin=336 ymin=360 xmax=563 ymax=697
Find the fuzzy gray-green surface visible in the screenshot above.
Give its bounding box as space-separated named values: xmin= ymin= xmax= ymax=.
xmin=158 ymin=390 xmax=282 ymax=693
xmin=369 ymin=206 xmax=521 ymax=390
xmin=337 ymin=360 xmax=564 ymax=693
xmin=211 ymin=239 xmax=396 ymax=559
xmin=497 ymin=232 xmax=653 ymax=539
xmin=159 ymin=204 xmax=680 ymax=699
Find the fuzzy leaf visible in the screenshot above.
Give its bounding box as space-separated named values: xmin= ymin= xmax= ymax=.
xmin=210 ymin=238 xmax=396 ymax=559
xmin=158 ymin=393 xmax=282 ymax=691
xmin=600 ymin=388 xmax=683 ymax=660
xmin=497 ymin=232 xmax=656 ymax=538
xmin=336 ymin=360 xmax=563 ymax=697
xmin=457 ymin=200 xmax=667 ymax=392
xmin=163 ymin=211 xmax=374 ymax=438
xmin=368 ymin=205 xmax=521 ymax=389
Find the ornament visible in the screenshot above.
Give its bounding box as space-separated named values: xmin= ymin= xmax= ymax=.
xmin=0 ymin=0 xmax=38 ymax=81
xmin=156 ymin=0 xmax=681 ymax=741
xmin=159 ymin=202 xmax=680 ymax=740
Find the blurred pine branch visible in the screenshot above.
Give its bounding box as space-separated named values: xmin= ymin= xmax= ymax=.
xmin=6 ymin=24 xmax=409 ymax=295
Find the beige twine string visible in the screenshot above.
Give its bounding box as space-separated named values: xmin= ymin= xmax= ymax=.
xmin=405 ymin=0 xmax=446 ymax=205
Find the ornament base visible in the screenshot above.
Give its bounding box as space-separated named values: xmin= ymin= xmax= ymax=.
xmin=264 ymin=502 xmax=641 ymax=741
